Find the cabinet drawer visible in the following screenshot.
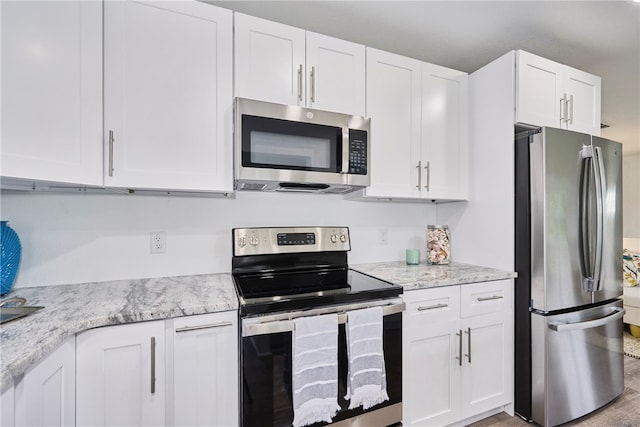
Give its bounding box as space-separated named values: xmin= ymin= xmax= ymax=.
xmin=461 ymin=280 xmax=510 ymax=318
xmin=403 ymin=286 xmax=460 ymax=323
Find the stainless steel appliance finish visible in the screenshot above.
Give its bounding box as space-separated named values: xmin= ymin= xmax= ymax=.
xmin=233 ymin=226 xmax=350 ymax=257
xmin=529 ymin=128 xmax=623 ymax=312
xmin=232 ymin=226 xmax=403 ymax=427
xmin=234 ymin=98 xmax=370 ymax=193
xmin=531 ymin=300 xmax=624 ymax=427
xmin=514 ymin=127 xmax=624 ymax=426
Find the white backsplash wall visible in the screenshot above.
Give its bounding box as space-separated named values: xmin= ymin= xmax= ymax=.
xmin=1 ymin=191 xmax=436 ymax=288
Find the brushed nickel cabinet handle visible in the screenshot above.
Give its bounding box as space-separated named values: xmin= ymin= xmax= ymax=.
xmin=568 ymin=94 xmax=574 ymax=125
xmin=417 ymin=303 xmax=448 ymax=311
xmin=560 ymin=93 xmax=568 ymax=124
xmin=456 ymin=329 xmax=462 ymax=366
xmin=477 ymin=295 xmax=503 ymax=302
xmin=425 ymin=161 xmax=430 ymax=191
xmin=150 ymin=336 xmax=156 ymax=394
xmin=416 ymin=161 xmax=422 ymax=189
xmin=175 ymin=321 xmax=233 ymax=333
xmin=297 ymin=64 xmax=303 ymax=102
xmin=108 ymin=130 xmax=115 ymax=177
xmin=464 ymin=327 xmax=471 ymax=363
xmin=310 ymin=66 xmax=316 ymax=103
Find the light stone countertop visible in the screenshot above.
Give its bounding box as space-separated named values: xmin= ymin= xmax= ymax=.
xmin=0 ymin=273 xmax=238 ymax=394
xmin=351 ymin=261 xmax=517 ymax=291
xmin=0 ymin=261 xmax=516 ymax=394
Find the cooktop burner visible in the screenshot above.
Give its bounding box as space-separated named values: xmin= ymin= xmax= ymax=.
xmin=231 ymin=226 xmax=402 ymax=317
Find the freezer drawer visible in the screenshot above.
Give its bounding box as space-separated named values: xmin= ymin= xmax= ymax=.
xmin=531 ymin=300 xmax=624 ymax=427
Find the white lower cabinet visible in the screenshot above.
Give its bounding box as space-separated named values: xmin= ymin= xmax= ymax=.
xmin=402 ymin=280 xmax=513 ymax=426
xmin=76 ymin=320 xmax=166 ymax=427
xmin=167 ymin=311 xmax=238 ymax=427
xmin=14 ymin=337 xmax=76 ymax=427
xmin=75 ymin=313 xmax=239 ymax=427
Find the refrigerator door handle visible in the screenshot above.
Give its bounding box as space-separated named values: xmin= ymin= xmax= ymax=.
xmin=548 ymin=307 xmax=625 ymax=332
xmin=578 ymin=145 xmax=605 ymax=292
xmin=592 ymin=146 xmax=606 ymax=290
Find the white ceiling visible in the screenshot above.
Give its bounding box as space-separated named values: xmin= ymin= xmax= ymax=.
xmin=210 ymin=0 xmax=640 ymax=155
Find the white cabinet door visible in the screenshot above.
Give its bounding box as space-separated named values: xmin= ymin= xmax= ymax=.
xmin=0 ymin=0 xmax=102 ymax=186
xmin=460 ymin=312 xmax=509 ymax=418
xmin=460 ymin=280 xmax=513 ymax=420
xmin=234 ymin=13 xmax=305 ymax=106
xmin=403 ymin=281 xmax=513 ymax=426
xmin=421 ymin=63 xmax=469 ymax=200
xmin=516 ymin=50 xmax=601 ymax=136
xmin=169 ymin=311 xmax=238 ymax=427
xmin=306 ymin=32 xmax=365 ymax=115
xmin=104 ymin=1 xmax=233 ymax=192
xmin=403 ymin=286 xmax=461 ymax=427
xmin=364 ymin=48 xmax=422 ymax=199
xmin=76 ymin=321 xmax=166 ymax=427
xmin=563 ymin=66 xmax=601 ymax=136
xmin=516 ymin=50 xmax=564 ymax=130
xmin=14 ymin=337 xmax=75 ymax=427
xmin=0 ymin=386 xmax=14 ymax=427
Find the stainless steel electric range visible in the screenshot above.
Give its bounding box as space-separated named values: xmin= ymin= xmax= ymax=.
xmin=231 ymin=226 xmax=404 ymax=427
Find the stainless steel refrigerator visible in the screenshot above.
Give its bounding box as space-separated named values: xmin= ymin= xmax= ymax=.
xmin=514 ymin=127 xmax=625 ymax=427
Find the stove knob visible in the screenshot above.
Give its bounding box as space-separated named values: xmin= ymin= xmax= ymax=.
xmin=340 ymin=234 xmax=347 ymax=243
xmin=249 ymin=236 xmax=259 ymax=246
xmin=238 ymin=237 xmax=247 ymax=247
xmin=330 ymin=234 xmax=337 ymax=243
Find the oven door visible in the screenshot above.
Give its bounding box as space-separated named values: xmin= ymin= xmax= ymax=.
xmin=240 ymin=301 xmax=403 ymax=427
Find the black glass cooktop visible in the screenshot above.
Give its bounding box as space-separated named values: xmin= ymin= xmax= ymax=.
xmin=233 ymin=268 xmax=401 ymax=317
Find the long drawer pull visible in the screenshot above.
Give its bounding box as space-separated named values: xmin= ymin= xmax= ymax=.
xmin=477 ymin=295 xmax=503 ymax=302
xmin=417 ymin=303 xmax=448 ymax=311
xmin=175 ymin=321 xmax=233 ymax=333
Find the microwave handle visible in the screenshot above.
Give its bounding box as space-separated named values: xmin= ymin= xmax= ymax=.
xmin=340 ymin=127 xmax=350 ymax=174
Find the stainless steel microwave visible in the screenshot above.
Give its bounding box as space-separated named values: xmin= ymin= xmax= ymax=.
xmin=234 ymin=98 xmax=370 ymax=193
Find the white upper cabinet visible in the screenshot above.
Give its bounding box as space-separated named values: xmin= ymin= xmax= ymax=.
xmin=104 ymin=1 xmax=233 ymax=192
xmin=421 ymin=63 xmax=468 ymax=200
xmin=516 ymin=50 xmax=601 ymax=135
xmin=234 ymin=13 xmax=305 ymax=107
xmin=360 ymin=48 xmax=468 ymax=201
xmin=0 ymin=0 xmax=102 ymax=186
xmin=234 ymin=13 xmax=366 ymax=115
xmin=305 ymin=32 xmax=366 ymax=116
xmin=364 ymin=48 xmax=422 ymax=199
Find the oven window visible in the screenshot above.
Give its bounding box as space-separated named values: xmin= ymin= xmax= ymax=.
xmin=240 ymin=312 xmax=402 ymax=427
xmin=242 ymin=115 xmax=341 ymax=172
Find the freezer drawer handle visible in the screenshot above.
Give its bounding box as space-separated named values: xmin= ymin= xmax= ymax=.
xmin=548 ymin=307 xmax=625 ymax=332
xmin=477 ymin=295 xmax=503 ymax=302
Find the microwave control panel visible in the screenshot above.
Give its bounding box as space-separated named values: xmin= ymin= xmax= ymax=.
xmin=348 ymin=129 xmax=368 ymax=175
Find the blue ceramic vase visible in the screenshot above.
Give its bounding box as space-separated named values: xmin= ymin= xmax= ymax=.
xmin=0 ymin=221 xmax=21 ymax=295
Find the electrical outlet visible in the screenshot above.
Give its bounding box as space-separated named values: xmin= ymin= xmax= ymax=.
xmin=150 ymin=232 xmax=166 ymax=254
xmin=378 ymin=228 xmax=388 ymax=245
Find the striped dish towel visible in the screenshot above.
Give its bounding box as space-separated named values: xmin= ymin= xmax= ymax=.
xmin=344 ymin=306 xmax=389 ymax=410
xmin=292 ymin=313 xmax=340 ymax=427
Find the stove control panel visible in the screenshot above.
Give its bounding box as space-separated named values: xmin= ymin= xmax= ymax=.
xmin=233 ymin=226 xmax=350 ymax=256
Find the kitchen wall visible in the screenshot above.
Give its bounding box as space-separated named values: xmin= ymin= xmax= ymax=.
xmin=623 ymin=153 xmax=640 ymax=239
xmin=1 ymin=191 xmax=436 ymax=288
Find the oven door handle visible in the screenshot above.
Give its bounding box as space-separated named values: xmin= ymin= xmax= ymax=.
xmin=242 ymin=301 xmax=405 ymax=337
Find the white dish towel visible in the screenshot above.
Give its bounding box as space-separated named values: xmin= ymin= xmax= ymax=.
xmin=292 ymin=313 xmax=341 ymax=427
xmin=344 ymin=306 xmax=389 ymax=410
